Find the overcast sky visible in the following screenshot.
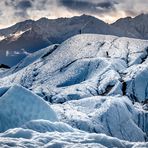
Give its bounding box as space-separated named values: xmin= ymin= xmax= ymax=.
xmin=0 ymin=0 xmax=148 ymax=28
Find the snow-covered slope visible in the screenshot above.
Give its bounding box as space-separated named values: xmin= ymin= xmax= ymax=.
xmin=0 ymin=34 xmax=148 ymax=147
xmin=0 ymin=64 xmax=10 ymax=74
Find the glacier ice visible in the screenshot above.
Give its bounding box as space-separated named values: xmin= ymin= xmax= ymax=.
xmin=0 ymin=34 xmax=148 ymax=147
xmin=22 ymin=120 xmax=76 ymax=133
xmin=0 ymin=85 xmax=58 ymax=132
xmin=52 ymin=96 xmax=146 ymax=142
xmin=0 ymin=34 xmax=148 ymax=103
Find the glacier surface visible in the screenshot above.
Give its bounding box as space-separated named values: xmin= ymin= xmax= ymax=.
xmin=0 ymin=34 xmax=148 ymax=147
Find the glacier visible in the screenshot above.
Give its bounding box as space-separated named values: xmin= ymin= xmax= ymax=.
xmin=0 ymin=34 xmax=148 ymax=147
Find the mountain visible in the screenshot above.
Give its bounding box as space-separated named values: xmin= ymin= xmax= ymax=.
xmin=112 ymin=13 xmax=148 ymax=39
xmin=0 ymin=14 xmax=136 ymax=67
xmin=0 ymin=34 xmax=148 ymax=146
xmin=0 ymin=14 xmax=148 ymax=67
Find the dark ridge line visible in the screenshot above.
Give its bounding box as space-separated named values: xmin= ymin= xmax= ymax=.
xmin=41 ymin=44 xmax=59 ymax=59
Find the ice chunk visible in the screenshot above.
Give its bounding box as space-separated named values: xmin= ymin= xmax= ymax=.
xmin=22 ymin=119 xmax=75 ymax=133
xmin=53 ymin=96 xmax=146 ymax=142
xmin=0 ymin=85 xmax=58 ymax=132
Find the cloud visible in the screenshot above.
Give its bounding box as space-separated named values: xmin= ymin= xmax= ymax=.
xmin=4 ymin=0 xmax=33 ymax=17
xmin=60 ymin=0 xmax=117 ymax=14
xmin=16 ymin=0 xmax=32 ymax=17
xmin=0 ymin=0 xmax=148 ymax=28
xmin=115 ymin=0 xmax=148 ymax=16
xmin=97 ymin=1 xmax=115 ymax=9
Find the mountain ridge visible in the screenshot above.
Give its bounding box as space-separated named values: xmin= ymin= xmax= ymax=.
xmin=0 ymin=14 xmax=148 ymax=67
xmin=112 ymin=13 xmax=148 ymax=39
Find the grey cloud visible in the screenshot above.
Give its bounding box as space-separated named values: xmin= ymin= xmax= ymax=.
xmin=16 ymin=0 xmax=32 ymax=10
xmin=60 ymin=0 xmax=116 ymax=14
xmin=112 ymin=0 xmax=148 ymax=16
xmin=4 ymin=0 xmax=32 ymax=9
xmin=15 ymin=0 xmax=32 ymax=17
xmin=59 ymin=0 xmax=148 ymax=18
xmin=3 ymin=0 xmax=33 ymax=18
xmin=96 ymin=1 xmax=117 ymax=9
xmin=0 ymin=10 xmax=2 ymax=16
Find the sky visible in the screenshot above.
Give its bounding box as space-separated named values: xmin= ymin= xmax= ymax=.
xmin=0 ymin=0 xmax=148 ymax=28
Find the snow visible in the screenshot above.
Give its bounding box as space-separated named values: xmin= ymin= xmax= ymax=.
xmin=0 ymin=85 xmax=58 ymax=132
xmin=10 ymin=29 xmax=31 ymax=41
xmin=0 ymin=69 xmax=8 ymax=76
xmin=0 ymin=36 xmax=5 ymax=41
xmin=0 ymin=128 xmax=147 ymax=148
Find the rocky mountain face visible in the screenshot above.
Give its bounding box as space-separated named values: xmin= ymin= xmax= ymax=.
xmin=0 ymin=14 xmax=139 ymax=66
xmin=112 ymin=13 xmax=148 ymax=40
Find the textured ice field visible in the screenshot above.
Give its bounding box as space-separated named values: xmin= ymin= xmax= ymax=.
xmin=0 ymin=34 xmax=148 ymax=147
